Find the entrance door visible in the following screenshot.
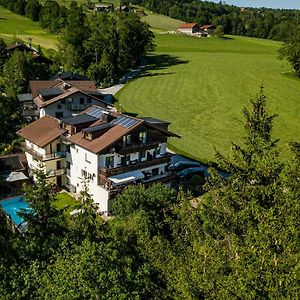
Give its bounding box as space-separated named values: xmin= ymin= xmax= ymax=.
xmin=57 ymin=176 xmax=62 ymax=186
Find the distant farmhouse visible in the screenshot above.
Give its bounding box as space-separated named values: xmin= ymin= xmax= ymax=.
xmin=6 ymin=42 xmax=52 ymax=64
xmin=177 ymin=23 xmax=216 ymax=37
xmin=178 ymin=23 xmax=200 ymax=34
xmin=200 ymin=25 xmax=216 ymax=37
xmin=94 ymin=4 xmax=112 ymax=13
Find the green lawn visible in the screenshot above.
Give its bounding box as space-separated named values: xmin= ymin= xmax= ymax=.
xmin=116 ymin=34 xmax=300 ymax=162
xmin=55 ymin=192 xmax=78 ymax=215
xmin=0 ymin=6 xmax=58 ymax=49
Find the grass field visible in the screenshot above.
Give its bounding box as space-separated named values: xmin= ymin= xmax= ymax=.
xmin=141 ymin=12 xmax=182 ymax=32
xmin=0 ymin=6 xmax=58 ymax=49
xmin=116 ymin=33 xmax=300 ymax=162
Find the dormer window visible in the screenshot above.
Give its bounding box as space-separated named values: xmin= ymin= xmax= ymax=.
xmin=139 ymin=132 xmax=147 ymax=144
xmin=123 ymin=134 xmax=131 ymax=146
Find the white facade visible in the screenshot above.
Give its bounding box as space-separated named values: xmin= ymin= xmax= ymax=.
xmin=39 ymin=92 xmax=104 ymax=119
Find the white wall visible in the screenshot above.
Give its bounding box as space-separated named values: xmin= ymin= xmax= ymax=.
xmin=68 ymin=144 xmax=110 ymax=212
xmin=42 ymin=92 xmax=103 ymax=119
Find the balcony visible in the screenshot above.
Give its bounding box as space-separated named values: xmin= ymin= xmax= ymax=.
xmin=99 ymin=172 xmax=177 ymax=196
xmin=66 ymin=104 xmax=90 ymax=111
xmin=99 ymin=154 xmax=172 ymax=177
xmin=22 ymin=143 xmax=66 ymax=161
xmin=46 ymin=168 xmax=66 ymax=178
xmin=115 ymin=141 xmax=160 ymax=155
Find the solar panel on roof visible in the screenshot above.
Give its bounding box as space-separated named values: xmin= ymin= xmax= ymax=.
xmin=83 ymin=123 xmax=114 ymax=133
xmin=86 ymin=107 xmax=103 ymax=119
xmin=39 ymin=87 xmax=63 ymax=97
xmin=111 ymin=116 xmax=139 ymax=128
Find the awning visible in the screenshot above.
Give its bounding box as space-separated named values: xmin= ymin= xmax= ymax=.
xmin=5 ymin=171 xmax=29 ymax=182
xmin=108 ymin=170 xmax=144 ymax=185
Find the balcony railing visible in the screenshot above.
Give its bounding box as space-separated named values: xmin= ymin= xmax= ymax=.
xmin=99 ymin=172 xmax=177 ymax=196
xmin=115 ymin=141 xmax=160 ymax=155
xmin=22 ymin=143 xmax=66 ymax=161
xmin=99 ymin=154 xmax=172 ymax=177
xmin=46 ymin=168 xmax=66 ymax=178
xmin=66 ymin=104 xmax=90 ymax=111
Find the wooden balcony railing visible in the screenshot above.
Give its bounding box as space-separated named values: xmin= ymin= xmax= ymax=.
xmin=115 ymin=141 xmax=160 ymax=155
xmin=22 ymin=143 xmax=66 ymax=161
xmin=99 ymin=154 xmax=172 ymax=177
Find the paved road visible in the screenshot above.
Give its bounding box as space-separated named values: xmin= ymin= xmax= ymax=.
xmin=99 ymin=59 xmax=146 ymax=97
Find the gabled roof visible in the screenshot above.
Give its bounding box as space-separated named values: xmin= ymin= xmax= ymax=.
xmin=49 ymin=72 xmax=91 ymax=81
xmin=17 ymin=115 xmax=67 ymax=148
xmin=68 ymin=122 xmax=142 ymax=154
xmin=29 ymin=80 xmax=98 ymax=98
xmin=179 ymin=23 xmax=199 ymax=29
xmin=33 ymin=87 xmax=107 ymax=108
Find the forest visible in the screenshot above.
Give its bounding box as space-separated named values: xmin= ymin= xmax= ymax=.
xmin=125 ymin=0 xmax=300 ymax=41
xmin=0 ymin=88 xmax=299 ymax=298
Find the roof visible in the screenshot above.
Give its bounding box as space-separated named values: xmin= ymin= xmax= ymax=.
xmin=17 ymin=93 xmax=33 ymax=102
xmin=179 ymin=23 xmax=199 ymax=29
xmin=200 ymin=25 xmax=216 ymax=30
xmin=6 ymin=43 xmax=36 ymax=53
xmin=29 ymin=80 xmax=98 ymax=98
xmin=0 ymin=154 xmax=25 ymax=173
xmin=62 ymin=114 xmax=97 ymax=126
xmin=6 ymin=171 xmax=28 ymax=182
xmin=68 ymin=121 xmax=142 ymax=154
xmin=49 ymin=72 xmax=91 ymax=81
xmin=38 ymin=87 xmax=63 ymax=98
xmin=141 ymin=117 xmax=171 ymax=125
xmin=17 ymin=115 xmax=67 ymax=148
xmin=33 ymin=87 xmax=107 ymax=108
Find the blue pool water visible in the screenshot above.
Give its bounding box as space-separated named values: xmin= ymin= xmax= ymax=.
xmin=0 ymin=196 xmax=31 ymax=227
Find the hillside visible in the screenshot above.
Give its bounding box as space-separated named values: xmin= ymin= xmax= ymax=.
xmin=116 ymin=33 xmax=300 ymax=162
xmin=0 ymin=6 xmax=57 ymax=49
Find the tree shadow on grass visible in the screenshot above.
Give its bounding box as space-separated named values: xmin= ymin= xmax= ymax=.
xmin=138 ymin=54 xmax=189 ymax=78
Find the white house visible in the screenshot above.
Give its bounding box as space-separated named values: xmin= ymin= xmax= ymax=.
xmin=17 ymin=106 xmax=179 ymax=213
xmin=178 ymin=23 xmax=200 ymax=34
xmin=18 ymin=79 xmax=109 ymax=120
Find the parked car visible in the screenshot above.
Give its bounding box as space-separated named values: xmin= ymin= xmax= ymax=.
xmin=178 ymin=167 xmax=208 ymax=180
xmin=170 ymin=160 xmax=202 ymax=172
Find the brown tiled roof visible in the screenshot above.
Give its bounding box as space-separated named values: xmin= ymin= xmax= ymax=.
xmin=17 ymin=115 xmax=67 ymax=148
xmin=68 ymin=122 xmax=143 ymax=154
xmin=29 ymin=80 xmax=60 ymax=98
xmin=179 ymin=23 xmax=199 ymax=29
xmin=29 ymin=80 xmax=98 ymax=98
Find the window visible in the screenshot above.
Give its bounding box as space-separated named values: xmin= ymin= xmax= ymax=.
xmin=67 ymin=161 xmax=71 ymax=169
xmin=80 ymin=97 xmax=84 ymax=104
xmin=152 ymin=168 xmax=159 ymax=176
xmin=138 ymin=150 xmax=146 ymax=161
xmin=85 ymin=153 xmax=91 ymax=163
xmin=105 ymin=156 xmax=114 ymax=168
xmin=61 ymin=99 xmax=65 ymax=104
xmin=121 ymin=154 xmax=130 ymax=165
xmin=66 ymin=145 xmax=70 ymax=153
xmin=123 ymin=134 xmax=132 ymax=146
xmin=139 ymin=132 xmax=147 ymax=144
xmin=55 ymin=112 xmax=64 ymax=119
xmin=57 ymin=104 xmax=62 ymax=109
xmin=67 ymin=97 xmax=73 ymax=103
xmin=87 ymin=98 xmax=92 ymax=104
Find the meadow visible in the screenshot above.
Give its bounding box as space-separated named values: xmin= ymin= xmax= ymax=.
xmin=116 ymin=33 xmax=300 ymax=162
xmin=0 ymin=6 xmax=58 ymax=49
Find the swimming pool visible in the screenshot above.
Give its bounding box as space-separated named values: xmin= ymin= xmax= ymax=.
xmin=0 ymin=196 xmax=31 ymax=227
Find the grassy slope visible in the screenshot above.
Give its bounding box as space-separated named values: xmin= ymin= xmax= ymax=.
xmin=0 ymin=6 xmax=58 ymax=49
xmin=141 ymin=13 xmax=182 ymax=31
xmin=116 ymin=33 xmax=300 ymax=162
